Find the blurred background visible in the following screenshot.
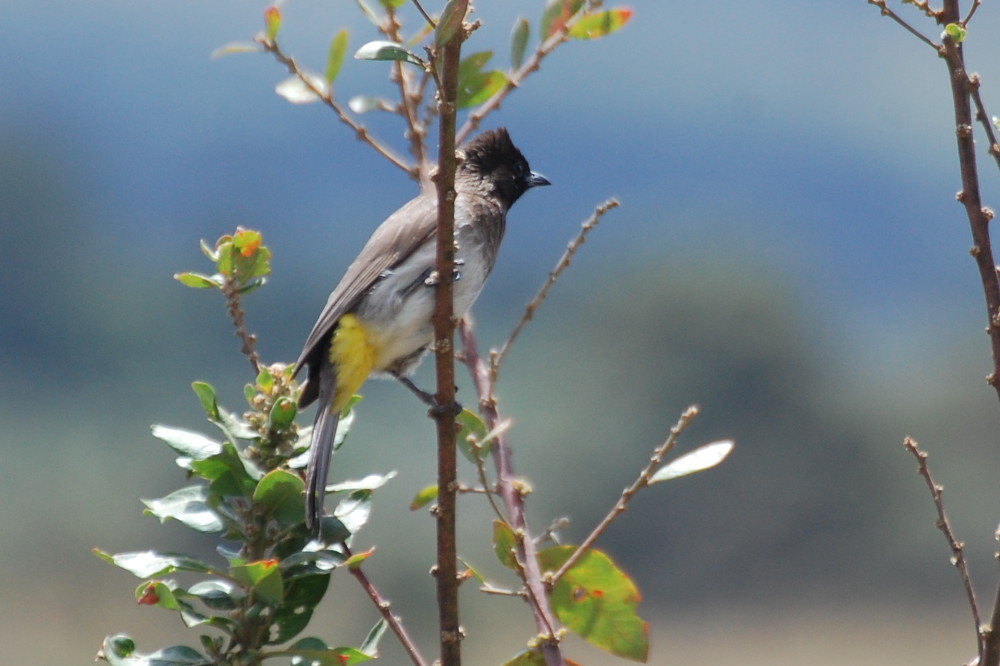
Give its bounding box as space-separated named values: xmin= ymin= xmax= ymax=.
xmin=2 ymin=0 xmax=998 ymax=663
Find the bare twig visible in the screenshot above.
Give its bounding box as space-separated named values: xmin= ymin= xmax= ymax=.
xmin=221 ymin=277 xmax=262 ymax=375
xmin=456 ymin=4 xmax=599 ymax=144
xmin=903 ymin=438 xmax=982 ymax=658
xmin=866 ymin=0 xmax=941 ymax=50
xmin=550 ymin=406 xmax=700 ymax=585
xmin=343 ymin=543 xmax=428 ymax=666
xmin=257 ymin=36 xmax=417 ymax=177
xmin=964 ymin=0 xmax=982 ymax=25
xmin=493 ymin=199 xmax=618 ymax=374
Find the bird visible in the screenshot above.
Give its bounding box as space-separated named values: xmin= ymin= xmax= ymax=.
xmin=293 ymin=127 xmax=550 ymax=533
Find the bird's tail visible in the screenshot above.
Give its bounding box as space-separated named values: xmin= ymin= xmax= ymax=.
xmin=305 ymin=362 xmax=339 ymax=534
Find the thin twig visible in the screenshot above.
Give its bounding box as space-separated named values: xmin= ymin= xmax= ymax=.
xmin=221 ymin=277 xmax=262 ymax=375
xmin=257 ymin=36 xmax=416 ymax=177
xmin=550 ymin=406 xmax=699 ymax=585
xmin=410 ymin=0 xmax=436 ymax=29
xmin=964 ymin=0 xmax=982 ymax=25
xmin=456 ymin=4 xmax=597 ymax=144
xmin=460 ymin=316 xmax=567 ymax=666
xmin=866 ymin=0 xmax=941 ymax=50
xmin=342 ymin=543 xmax=428 ymax=666
xmin=903 ymin=438 xmax=983 ymax=658
xmin=493 ymin=199 xmax=618 ymax=375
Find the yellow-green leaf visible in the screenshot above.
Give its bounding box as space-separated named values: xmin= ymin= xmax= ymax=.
xmin=538 ymin=546 xmax=649 ymax=662
xmin=510 ymin=17 xmax=530 ymax=70
xmin=410 ymin=484 xmax=438 ymax=510
xmin=569 ymin=8 xmax=633 ymax=40
xmin=326 ymin=30 xmax=350 ymax=84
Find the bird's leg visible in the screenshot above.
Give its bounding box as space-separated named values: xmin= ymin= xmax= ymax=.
xmin=394 ymin=374 xmax=463 ymax=417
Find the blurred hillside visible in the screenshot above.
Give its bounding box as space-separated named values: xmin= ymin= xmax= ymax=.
xmin=3 ymin=1 xmax=1000 ymax=664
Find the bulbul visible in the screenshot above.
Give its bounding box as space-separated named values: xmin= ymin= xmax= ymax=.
xmin=293 ymin=127 xmax=549 ymax=532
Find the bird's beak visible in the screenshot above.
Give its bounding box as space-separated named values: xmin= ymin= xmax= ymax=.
xmin=528 ymin=171 xmax=551 ymax=188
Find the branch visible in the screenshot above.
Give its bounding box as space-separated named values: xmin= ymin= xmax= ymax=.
xmin=550 ymin=406 xmax=699 ymax=585
xmin=493 ymin=199 xmax=618 ymax=376
xmin=430 ymin=5 xmax=468 ymax=663
xmin=903 ymin=438 xmax=983 ymax=659
xmin=460 ymin=317 xmax=567 ymax=666
xmin=257 ymin=36 xmax=417 ymax=177
xmin=343 ymin=544 xmax=428 ymax=666
xmin=936 ymin=12 xmax=1000 ymax=409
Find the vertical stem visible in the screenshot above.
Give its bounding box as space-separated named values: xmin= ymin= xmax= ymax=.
xmin=940 ymin=0 xmax=1000 ymax=406
xmin=432 ymin=5 xmax=468 ymax=664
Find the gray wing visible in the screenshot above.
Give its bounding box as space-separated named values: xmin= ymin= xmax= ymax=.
xmin=293 ymin=193 xmax=438 ymax=379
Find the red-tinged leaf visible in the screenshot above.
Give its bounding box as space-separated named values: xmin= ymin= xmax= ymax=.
xmin=538 ymin=546 xmax=649 ymax=662
xmin=569 ymin=8 xmax=633 ymax=40
xmin=345 ymin=547 xmax=376 ymax=570
xmin=136 ymin=583 xmax=159 ymax=606
xmin=233 ymin=228 xmax=262 ymax=257
xmin=540 ymin=0 xmax=584 ymax=40
xmin=264 ymin=6 xmax=282 ymax=40
xmin=326 ymin=30 xmax=349 ymax=84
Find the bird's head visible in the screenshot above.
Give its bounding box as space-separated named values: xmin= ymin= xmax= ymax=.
xmin=460 ymin=127 xmax=550 ymax=208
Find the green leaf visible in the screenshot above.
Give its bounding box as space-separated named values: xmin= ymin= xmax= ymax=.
xmin=510 ymin=17 xmax=530 ymax=70
xmin=275 ymin=73 xmax=329 ymax=104
xmin=649 ymin=439 xmax=734 ymax=484
xmin=492 ymin=520 xmax=518 ymax=569
xmin=100 ymin=636 xmax=210 ymax=666
xmin=502 ymin=649 xmax=547 ymax=666
xmin=94 ymin=549 xmax=215 ymax=578
xmin=328 ymin=471 xmax=396 ymax=493
xmin=189 ymin=440 xmax=257 ymax=496
xmin=334 ymin=490 xmax=373 ymax=534
xmin=191 ymin=381 xmax=220 ymax=420
xmin=354 ymin=40 xmax=425 ymax=68
xmin=174 ymin=272 xmax=221 ymax=289
xmin=143 ymin=485 xmax=225 ymax=533
xmin=270 ymin=573 xmax=331 ymax=643
xmin=230 ymin=559 xmax=284 ymax=606
xmin=253 ymin=469 xmax=306 ymax=524
xmin=210 ymin=41 xmax=262 ymax=60
xmin=348 ymin=95 xmax=384 ymax=114
xmin=568 ymin=8 xmax=633 ymax=40
xmin=269 ymin=396 xmax=297 ymax=430
xmin=326 ymin=30 xmax=350 ymax=84
xmin=409 ymin=484 xmax=438 ymax=510
xmin=187 ymin=580 xmax=240 ymax=610
xmin=455 ymin=407 xmax=489 ymax=462
xmin=359 ymin=618 xmax=388 ymax=656
xmin=455 ymin=52 xmax=508 ymax=109
xmin=540 ymin=0 xmax=584 ymax=40
xmin=944 ymin=22 xmax=966 ymax=44
xmin=538 ymin=546 xmax=649 ymax=662
xmin=287 ymin=638 xmax=373 ymax=665
xmin=379 ymin=0 xmax=406 ymax=7
xmin=151 ymin=425 xmax=222 ymax=463
xmin=435 ymin=0 xmax=467 ymax=47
